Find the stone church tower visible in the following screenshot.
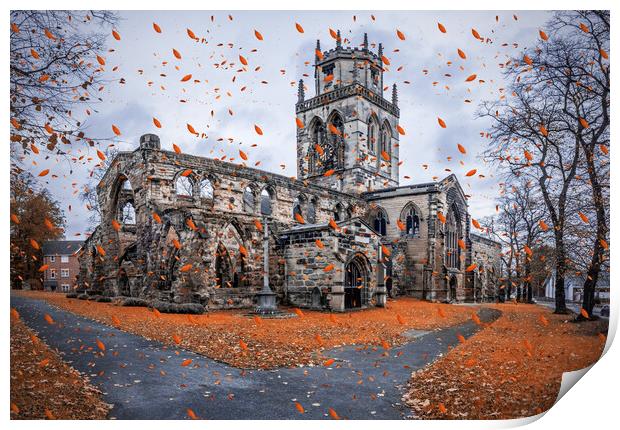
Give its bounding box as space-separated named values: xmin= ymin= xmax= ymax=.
xmin=295 ymin=32 xmax=400 ymax=195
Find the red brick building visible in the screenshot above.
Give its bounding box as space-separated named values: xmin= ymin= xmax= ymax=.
xmin=41 ymin=240 xmax=82 ymax=293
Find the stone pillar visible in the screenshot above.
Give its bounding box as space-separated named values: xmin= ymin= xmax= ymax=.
xmin=375 ymin=285 xmax=387 ymax=307
xmin=329 ymin=283 xmax=345 ymax=312
xmin=254 ymin=219 xmax=278 ymax=314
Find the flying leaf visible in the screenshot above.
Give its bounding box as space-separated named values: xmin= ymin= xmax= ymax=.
xmin=539 ymin=30 xmax=549 ymax=41
xmin=295 ymin=23 xmax=304 ymax=33
xmin=437 ymin=23 xmax=447 ymax=33
xmin=437 ymin=117 xmax=447 ymax=128
xmin=153 ymin=117 xmax=162 ymax=128
xmin=465 ymin=169 xmax=477 ymax=177
xmin=396 ymin=29 xmax=406 ymax=40
xmin=112 ymin=125 xmax=121 ymax=136
xmin=254 ymin=124 xmax=263 ymax=135
xmin=153 ymin=22 xmax=162 ymax=33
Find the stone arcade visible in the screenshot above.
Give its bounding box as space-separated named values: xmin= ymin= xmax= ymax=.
xmin=76 ymin=33 xmax=501 ymax=312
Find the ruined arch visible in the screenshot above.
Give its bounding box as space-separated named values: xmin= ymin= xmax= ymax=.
xmin=344 ymin=253 xmax=371 ymax=309
xmin=243 ymin=184 xmax=257 ymax=213
xmin=175 ymin=172 xmax=194 ymax=197
xmin=212 ymin=221 xmax=247 ymax=289
xmin=260 ymin=186 xmax=274 ymax=216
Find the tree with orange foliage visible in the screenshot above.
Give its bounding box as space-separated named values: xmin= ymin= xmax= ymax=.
xmin=10 ymin=167 xmax=66 ymax=289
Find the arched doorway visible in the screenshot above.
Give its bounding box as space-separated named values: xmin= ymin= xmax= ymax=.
xmin=449 ymin=275 xmax=458 ymax=302
xmin=215 ymin=243 xmax=234 ymax=288
xmin=345 ymin=256 xmax=369 ymax=309
xmin=117 ymin=268 xmax=129 ymax=296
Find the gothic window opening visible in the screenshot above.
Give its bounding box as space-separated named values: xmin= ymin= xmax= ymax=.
xmin=306 ymin=199 xmax=317 ymax=224
xmin=309 ymin=119 xmax=325 ymax=175
xmin=215 ymin=243 xmax=234 ymax=288
xmin=200 ymin=178 xmax=214 ymax=200
xmin=445 ymin=209 xmax=461 ymax=269
xmin=380 ymin=124 xmax=391 ymax=158
xmin=293 ymin=197 xmax=303 ymax=221
xmin=374 ymin=209 xmax=387 ymax=236
xmin=122 ymin=179 xmax=132 ymax=190
xmin=368 ymin=119 xmax=378 ymax=154
xmin=404 ymin=205 xmax=420 ymax=236
xmin=175 ymin=175 xmax=194 ymax=197
xmin=121 ymin=202 xmax=136 ymax=225
xmin=260 ymin=189 xmax=272 ymax=216
xmin=333 ymin=203 xmax=343 ymax=222
xmin=243 ymin=186 xmax=255 ymax=213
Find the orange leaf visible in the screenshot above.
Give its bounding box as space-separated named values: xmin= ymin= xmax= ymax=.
xmin=457 ymin=144 xmax=466 ymax=154
xmin=39 ymin=264 xmax=49 ymax=272
xmin=579 ymin=23 xmax=589 ymax=33
xmin=323 ymin=263 xmax=335 ymax=272
xmin=239 ymin=245 xmax=249 ymax=257
xmin=187 ymin=123 xmax=197 ymax=134
xmin=11 ymin=214 xmax=20 ymax=224
xmin=578 ymin=212 xmax=590 ymax=224
xmin=315 ymin=239 xmax=325 ymax=249
xmin=539 ymin=220 xmax=549 ymax=231
xmin=465 ymin=263 xmax=477 ymax=272
xmin=44 ymin=314 xmax=54 ymax=324
xmin=152 ymin=212 xmax=162 ymax=223
xmin=112 ymin=30 xmax=121 ymax=40
xmin=253 ymin=219 xmax=263 ymax=232
xmin=38 ymin=169 xmax=50 ymax=177
xmin=438 ymin=403 xmax=447 ymax=414
xmin=523 ymin=55 xmax=533 ymax=66
xmin=239 ymin=150 xmax=248 ymax=161
xmin=172 ymin=239 xmax=182 ymax=249
xmin=437 ymin=211 xmax=446 ymax=224
xmin=396 ymin=125 xmax=405 ymax=135
xmin=328 ymin=407 xmax=340 ymax=420
xmin=323 ymin=358 xmax=335 ymax=367
xmin=580 ymin=308 xmax=590 ymax=319
xmin=295 ymin=117 xmax=304 ymax=129
xmin=295 ymin=402 xmax=305 ymax=414
xmin=437 ymin=23 xmax=447 ymax=33
xmin=97 ymin=150 xmax=106 ymax=161
xmin=173 ymin=143 xmax=182 ymax=154
xmin=187 ymin=28 xmax=197 ymax=40
xmin=295 ymin=213 xmax=305 ymax=224
xmin=465 ymin=169 xmax=477 ymax=177
xmin=524 ymin=150 xmax=533 ymax=161
xmin=457 ymin=49 xmax=466 ymax=59
xmin=254 ymin=29 xmax=263 ymax=40
xmin=181 ymin=358 xmax=193 ymax=367
xmin=30 ymin=239 xmax=40 ymax=250
xmin=472 ymin=218 xmax=481 ymax=229
xmin=324 ymin=169 xmax=335 ymax=177
xmin=153 ymin=22 xmax=162 ymax=33
xmin=181 ymin=74 xmax=192 ymax=82
xmin=112 ymin=124 xmax=121 ymax=136
xmin=437 ymin=117 xmax=447 ymax=128
xmin=396 ymin=29 xmax=406 ymax=40
xmin=187 ymin=408 xmax=198 ymax=420
xmin=172 ymin=49 xmax=182 ymax=59
xmin=96 ymin=339 xmax=106 ymax=351
xmin=96 ymin=55 xmax=106 ymax=66
xmin=239 ymin=55 xmax=248 ymax=66
xmin=539 ymin=124 xmax=548 ymax=137
xmin=254 ymin=124 xmax=263 ymax=135
xmin=465 ymin=74 xmax=477 ymax=82
xmin=396 ymin=219 xmax=405 ymax=231
xmin=180 ymin=264 xmax=193 ymax=272
xmin=539 ymin=30 xmax=549 ymax=41
xmin=457 ymin=239 xmax=466 ymax=250
xmin=153 ymin=117 xmax=162 ymax=128
xmin=111 ymin=219 xmax=121 ymax=231
xmin=579 ymin=117 xmax=590 ymax=129
xmin=381 ymin=150 xmax=390 ymax=162
xmin=295 ymin=23 xmax=304 ymax=33
xmin=96 ymin=245 xmax=106 ymax=256
xmin=172 ymin=334 xmax=182 ymax=345
xmin=471 ymin=28 xmax=481 ymax=39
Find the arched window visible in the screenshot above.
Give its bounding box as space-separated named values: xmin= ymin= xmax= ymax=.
xmin=243 ymin=186 xmax=255 ymax=213
xmin=293 ymin=197 xmax=303 ymax=221
xmin=374 ymin=210 xmax=387 ymax=236
xmin=121 ymin=202 xmax=136 ymax=225
xmin=260 ymin=189 xmax=272 ymax=216
xmin=445 ymin=209 xmax=461 ymax=269
xmin=309 ymin=119 xmax=324 ymax=175
xmin=175 ymin=175 xmax=193 ymax=197
xmin=380 ymin=124 xmax=391 ymax=157
xmin=333 ymin=203 xmax=344 ymax=222
xmin=368 ymin=119 xmax=378 ymax=154
xmin=200 ymin=178 xmax=214 ymax=200
xmin=404 ymin=206 xmax=420 ymax=236
xmin=122 ymin=179 xmax=133 ymax=190
xmin=306 ymin=199 xmax=317 ymax=224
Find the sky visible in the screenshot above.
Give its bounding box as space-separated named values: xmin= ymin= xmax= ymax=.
xmin=22 ymin=10 xmax=554 ymax=238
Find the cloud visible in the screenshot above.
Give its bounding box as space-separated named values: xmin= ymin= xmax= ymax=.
xmin=18 ymin=10 xmax=553 ymax=237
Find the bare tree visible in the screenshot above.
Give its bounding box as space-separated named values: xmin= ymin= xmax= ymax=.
xmin=10 ymin=10 xmax=118 ymax=161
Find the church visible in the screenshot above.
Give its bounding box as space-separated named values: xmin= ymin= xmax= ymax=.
xmin=76 ymin=33 xmax=502 ymax=312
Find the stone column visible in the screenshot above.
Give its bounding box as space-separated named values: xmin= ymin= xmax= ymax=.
xmin=254 ymin=218 xmax=278 ymax=314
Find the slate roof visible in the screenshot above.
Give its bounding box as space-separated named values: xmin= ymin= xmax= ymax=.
xmin=41 ymin=240 xmax=83 ymax=256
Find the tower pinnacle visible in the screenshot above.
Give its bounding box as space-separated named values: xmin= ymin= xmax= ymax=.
xmin=297 ymin=79 xmax=305 ymax=103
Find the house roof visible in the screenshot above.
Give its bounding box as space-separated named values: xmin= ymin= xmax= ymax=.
xmin=41 ymin=240 xmax=83 ymax=256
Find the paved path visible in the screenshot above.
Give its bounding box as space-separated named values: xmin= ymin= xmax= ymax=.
xmin=11 ymin=295 xmax=500 ymax=420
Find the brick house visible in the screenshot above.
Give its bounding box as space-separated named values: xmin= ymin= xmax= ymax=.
xmin=41 ymin=240 xmax=83 ymax=293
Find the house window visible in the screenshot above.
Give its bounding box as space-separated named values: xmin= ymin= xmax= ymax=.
xmin=61 ymin=284 xmax=70 ymax=293
xmin=61 ymin=255 xmax=69 ymax=263
xmin=49 ymin=255 xmax=56 ymax=263
xmin=50 ymin=269 xmax=56 ymax=279
xmin=61 ymin=269 xmax=70 ymax=278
